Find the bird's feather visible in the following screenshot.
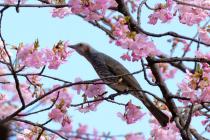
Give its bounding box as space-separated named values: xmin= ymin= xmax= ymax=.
xmin=101 ymin=52 xmax=141 ymax=91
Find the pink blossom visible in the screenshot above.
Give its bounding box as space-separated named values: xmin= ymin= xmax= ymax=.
xmin=77 ymin=124 xmax=88 ymax=136
xmin=167 ymin=0 xmax=173 ymax=10
xmin=162 ymin=68 xmax=177 ymax=79
xmin=121 ymin=53 xmax=131 ymax=61
xmin=62 ymin=122 xmax=72 ymax=133
xmin=4 ymin=0 xmax=25 ymax=4
xmin=61 ymin=116 xmax=72 ymax=133
xmin=17 ymin=44 xmax=46 ymax=68
xmin=17 ymin=41 xmax=71 ymax=69
xmin=47 ymin=41 xmax=71 ymax=69
xmin=126 ymin=133 xmax=145 ymax=140
xmin=48 ymin=55 xmax=63 ymax=69
xmin=111 ymin=19 xmax=160 ymax=60
xmin=128 ymin=34 xmax=160 ymax=60
xmin=48 ymin=108 xmax=64 ymax=122
xmin=198 ymin=28 xmax=210 ymax=44
xmin=43 ymin=84 xmax=73 ymax=110
xmin=84 ymin=82 xmax=105 ymax=98
xmin=93 ymin=128 xmax=101 ymax=140
xmin=149 ymin=119 xmax=181 ymax=140
xmin=178 ymin=64 xmax=210 ymax=104
xmin=201 ymin=119 xmax=209 ymax=126
xmin=5 ymin=83 xmax=35 ymax=104
xmin=78 ymin=100 xmax=102 ymax=113
xmin=0 ymin=104 xmax=17 ymax=119
xmin=24 ymin=51 xmax=46 ymax=69
xmin=69 ymin=0 xmax=117 ymax=21
xmin=148 ymin=1 xmax=173 ymax=25
xmin=117 ymin=101 xmax=145 ymax=124
xmin=176 ymin=0 xmax=209 ymax=26
xmin=148 ymin=14 xmax=158 ymax=25
xmin=51 ymin=87 xmax=73 ymax=110
xmin=148 ymin=9 xmax=173 ymax=25
xmin=178 ymin=79 xmax=198 ymax=104
xmin=4 ymin=0 xmax=16 ymax=4
xmin=200 ymin=86 xmax=210 ymax=102
xmin=17 ymin=44 xmax=34 ymax=61
xmin=72 ymin=77 xmax=87 ymax=94
xmin=17 ymin=128 xmax=52 ymax=140
xmin=0 ymin=94 xmax=6 ymax=103
xmin=52 ymin=7 xmax=72 ymax=19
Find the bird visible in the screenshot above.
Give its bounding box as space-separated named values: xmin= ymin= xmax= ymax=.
xmin=69 ymin=43 xmax=169 ymax=127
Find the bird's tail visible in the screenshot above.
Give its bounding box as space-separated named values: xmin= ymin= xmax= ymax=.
xmin=135 ymin=92 xmax=169 ymax=127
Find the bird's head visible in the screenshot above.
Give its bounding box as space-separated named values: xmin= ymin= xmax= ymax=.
xmin=68 ymin=43 xmax=92 ymax=56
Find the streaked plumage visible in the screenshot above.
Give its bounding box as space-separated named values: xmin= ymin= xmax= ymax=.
xmin=69 ymin=43 xmax=169 ymax=126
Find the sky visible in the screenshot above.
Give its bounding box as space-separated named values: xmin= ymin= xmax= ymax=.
xmin=1 ymin=0 xmax=208 ymax=139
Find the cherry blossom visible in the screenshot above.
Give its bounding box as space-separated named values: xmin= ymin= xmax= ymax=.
xmin=148 ymin=0 xmax=173 ymax=25
xmin=4 ymin=0 xmax=25 ymax=4
xmin=72 ymin=77 xmax=87 ymax=94
xmin=84 ymin=82 xmax=105 ymax=98
xmin=48 ymin=108 xmax=64 ymax=122
xmin=176 ymin=0 xmax=209 ymax=26
xmin=178 ymin=64 xmax=210 ymax=104
xmin=117 ymin=101 xmax=145 ymax=124
xmin=78 ymin=100 xmax=102 ymax=113
xmin=52 ymin=7 xmax=72 ymax=18
xmin=76 ymin=124 xmax=88 ymax=136
xmin=61 ymin=116 xmax=73 ymax=133
xmin=0 ymin=104 xmax=17 ymax=119
xmin=0 ymin=0 xmax=209 ymax=139
xmin=67 ymin=0 xmax=117 ymax=21
xmin=17 ymin=41 xmax=71 ymax=69
xmin=198 ymin=28 xmax=210 ymax=44
xmin=121 ymin=53 xmax=131 ymax=61
xmin=148 ymin=63 xmax=177 ymax=81
xmin=0 ymin=94 xmax=6 ymax=103
xmin=111 ymin=17 xmax=160 ymax=61
xmin=125 ymin=133 xmax=145 ymax=140
xmin=149 ymin=118 xmax=181 ymax=140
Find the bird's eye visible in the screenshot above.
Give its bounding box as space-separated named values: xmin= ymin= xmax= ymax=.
xmin=78 ymin=43 xmax=82 ymax=46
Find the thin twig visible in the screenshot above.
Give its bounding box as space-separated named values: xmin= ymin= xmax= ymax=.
xmin=141 ymin=59 xmax=157 ymax=86
xmin=173 ymin=0 xmax=210 ymax=11
xmin=137 ymin=0 xmax=147 ymax=26
xmin=184 ymin=104 xmax=193 ymax=130
xmin=18 ymin=92 xmax=60 ymax=117
xmin=13 ymin=118 xmax=69 ymax=140
xmin=151 ymin=57 xmax=210 ymax=65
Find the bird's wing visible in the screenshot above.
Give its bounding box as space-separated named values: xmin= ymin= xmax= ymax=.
xmin=101 ymin=53 xmax=141 ymax=90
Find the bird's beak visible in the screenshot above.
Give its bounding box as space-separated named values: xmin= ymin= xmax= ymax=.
xmin=68 ymin=45 xmax=78 ymax=49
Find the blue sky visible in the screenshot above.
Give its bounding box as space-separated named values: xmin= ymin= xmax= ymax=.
xmin=2 ymin=1 xmax=208 ymax=139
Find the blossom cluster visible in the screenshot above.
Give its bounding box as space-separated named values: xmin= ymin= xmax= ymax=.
xmin=148 ymin=63 xmax=177 ymax=81
xmin=149 ymin=118 xmax=181 ymax=140
xmin=3 ymin=0 xmax=25 ymax=4
xmin=148 ymin=0 xmax=209 ymax=26
xmin=51 ymin=0 xmax=118 ymax=20
xmin=117 ymin=101 xmax=145 ymax=124
xmin=198 ymin=27 xmax=210 ymax=44
xmin=17 ymin=40 xmax=71 ymax=69
xmin=148 ymin=0 xmax=173 ymax=25
xmin=72 ymin=77 xmax=105 ymax=112
xmin=178 ymin=52 xmax=210 ymax=104
xmin=111 ymin=17 xmax=160 ymax=61
xmin=176 ymin=0 xmax=209 ymax=26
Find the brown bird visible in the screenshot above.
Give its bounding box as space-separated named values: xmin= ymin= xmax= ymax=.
xmin=69 ymin=43 xmax=169 ymax=127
